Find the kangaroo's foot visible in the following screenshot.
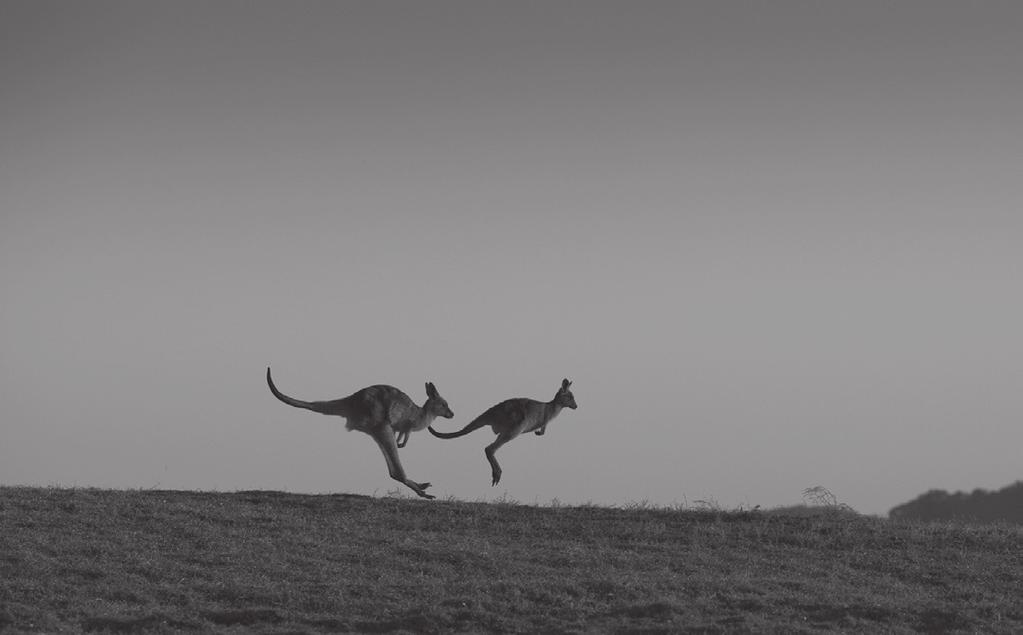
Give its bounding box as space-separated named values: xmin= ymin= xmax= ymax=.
xmin=407 ymin=480 xmax=434 ymax=499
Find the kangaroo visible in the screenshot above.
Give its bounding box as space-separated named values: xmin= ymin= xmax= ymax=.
xmin=428 ymin=379 xmax=577 ymax=486
xmin=266 ymin=367 xmax=453 ymax=499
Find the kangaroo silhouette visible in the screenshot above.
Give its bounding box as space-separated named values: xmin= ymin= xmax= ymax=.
xmin=429 ymin=379 xmax=576 ymax=485
xmin=267 ymin=367 xmax=453 ymax=499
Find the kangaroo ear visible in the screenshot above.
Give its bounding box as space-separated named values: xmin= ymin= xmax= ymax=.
xmin=426 ymin=382 xmax=437 ymax=398
xmin=561 ymin=378 xmax=572 ymax=390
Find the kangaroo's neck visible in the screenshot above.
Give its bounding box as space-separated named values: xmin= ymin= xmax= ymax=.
xmin=411 ymin=406 xmax=438 ymax=431
xmin=542 ymin=401 xmax=565 ymax=425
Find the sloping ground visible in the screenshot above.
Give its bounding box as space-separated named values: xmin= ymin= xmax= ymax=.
xmin=2 ymin=487 xmax=1022 ymax=633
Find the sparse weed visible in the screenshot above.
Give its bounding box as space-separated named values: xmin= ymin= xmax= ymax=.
xmin=490 ymin=492 xmax=520 ymax=506
xmin=803 ymin=485 xmax=838 ymax=507
xmin=692 ymin=497 xmax=723 ymax=511
xmin=802 ymin=485 xmax=857 ymax=514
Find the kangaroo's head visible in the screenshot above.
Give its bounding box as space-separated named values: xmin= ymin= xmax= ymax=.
xmin=424 ymin=382 xmax=454 ymax=419
xmin=555 ymin=378 xmax=577 ymax=409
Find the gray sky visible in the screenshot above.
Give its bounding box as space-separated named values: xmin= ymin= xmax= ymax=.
xmin=2 ymin=1 xmax=1021 ymax=515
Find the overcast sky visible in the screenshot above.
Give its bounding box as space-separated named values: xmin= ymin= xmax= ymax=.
xmin=2 ymin=2 xmax=1021 ymax=515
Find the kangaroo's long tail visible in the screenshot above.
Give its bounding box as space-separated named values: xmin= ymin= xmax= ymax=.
xmin=428 ymin=417 xmax=489 ymax=439
xmin=266 ymin=367 xmax=346 ymax=416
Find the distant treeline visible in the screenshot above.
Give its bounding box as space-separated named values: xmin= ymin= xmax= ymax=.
xmin=889 ymin=481 xmax=1023 ymax=524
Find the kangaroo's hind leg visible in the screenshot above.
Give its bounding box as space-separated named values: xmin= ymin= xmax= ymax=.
xmin=485 ymin=430 xmax=518 ymax=486
xmin=369 ymin=427 xmax=434 ymax=499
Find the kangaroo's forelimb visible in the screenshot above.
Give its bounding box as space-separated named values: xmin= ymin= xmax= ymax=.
xmin=395 ymin=430 xmax=410 ymax=448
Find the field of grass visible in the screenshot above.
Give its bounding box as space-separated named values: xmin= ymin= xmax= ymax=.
xmin=2 ymin=487 xmax=1021 ymax=633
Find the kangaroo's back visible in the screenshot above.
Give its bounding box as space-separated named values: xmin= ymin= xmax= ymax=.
xmin=343 ymin=384 xmax=419 ymax=428
xmin=481 ymin=397 xmax=546 ymax=432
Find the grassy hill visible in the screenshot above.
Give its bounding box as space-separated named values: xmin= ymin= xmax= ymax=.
xmin=2 ymin=487 xmax=1021 ymax=633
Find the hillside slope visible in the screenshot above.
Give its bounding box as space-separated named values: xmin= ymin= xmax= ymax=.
xmin=2 ymin=487 xmax=1022 ymax=633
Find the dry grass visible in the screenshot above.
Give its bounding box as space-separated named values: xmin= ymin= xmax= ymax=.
xmin=2 ymin=486 xmax=1022 ymax=633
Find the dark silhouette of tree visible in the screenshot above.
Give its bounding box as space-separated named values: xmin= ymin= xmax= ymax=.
xmin=889 ymin=481 xmax=1023 ymax=524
